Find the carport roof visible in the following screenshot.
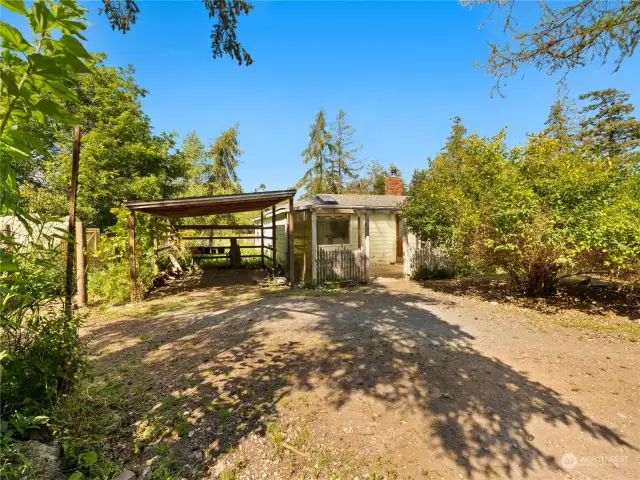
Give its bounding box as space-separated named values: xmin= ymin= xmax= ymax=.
xmin=124 ymin=190 xmax=296 ymax=218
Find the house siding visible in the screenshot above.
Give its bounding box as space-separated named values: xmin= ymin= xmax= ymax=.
xmin=368 ymin=213 xmax=396 ymax=265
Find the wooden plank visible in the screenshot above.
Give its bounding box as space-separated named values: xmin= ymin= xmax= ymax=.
xmin=311 ymin=210 xmax=317 ymax=283
xmin=364 ymin=213 xmax=370 ymax=283
xmin=173 ymin=224 xmax=262 ymax=230
xmin=65 ymin=126 xmax=81 ymax=319
xmin=272 ymin=205 xmax=277 ymax=268
xmin=75 ymin=218 xmax=87 ymax=307
xmin=288 ymin=197 xmax=295 ymax=284
xmin=128 ymin=211 xmax=137 ymax=302
xmin=181 ymin=236 xmax=259 ymax=240
xmin=260 ymin=210 xmax=265 ymax=269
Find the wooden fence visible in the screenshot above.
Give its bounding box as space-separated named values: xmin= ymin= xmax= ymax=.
xmin=403 ymin=242 xmax=451 ymax=278
xmin=317 ymin=247 xmax=367 ymax=285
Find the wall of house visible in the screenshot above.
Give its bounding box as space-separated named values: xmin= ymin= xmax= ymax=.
xmin=368 ymin=213 xmax=397 ymax=265
xmin=257 ymin=212 xmax=287 ymax=267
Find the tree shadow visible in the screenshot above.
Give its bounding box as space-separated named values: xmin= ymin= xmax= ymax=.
xmin=83 ymin=282 xmax=635 ymax=478
xmin=419 ymin=275 xmax=640 ymax=321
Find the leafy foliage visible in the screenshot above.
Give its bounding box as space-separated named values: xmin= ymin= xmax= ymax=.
xmin=467 ymin=0 xmax=640 ymax=94
xmin=405 ymin=113 xmax=640 ymax=296
xmin=99 ymin=0 xmax=255 ymax=65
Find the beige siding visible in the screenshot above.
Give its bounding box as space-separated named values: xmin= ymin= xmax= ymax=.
xmin=368 ymin=213 xmax=396 ymax=265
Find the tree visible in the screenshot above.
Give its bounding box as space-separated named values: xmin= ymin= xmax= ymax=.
xmin=344 ymin=161 xmax=401 ymax=195
xmin=180 ymin=130 xmax=209 ymax=196
xmin=21 ymin=58 xmax=189 ymax=229
xmin=404 ymin=128 xmax=640 ymax=297
xmin=466 ymin=1 xmax=640 ymax=94
xmin=298 ymin=110 xmax=332 ymax=196
xmin=205 ymin=124 xmax=242 ymax=194
xmin=99 ymin=0 xmax=254 ymax=65
xmin=327 ymin=109 xmax=362 ymax=193
xmin=443 ymin=116 xmax=468 ymax=166
xmin=578 ymin=88 xmax=640 ymax=156
xmin=543 ymin=88 xmax=578 ymax=150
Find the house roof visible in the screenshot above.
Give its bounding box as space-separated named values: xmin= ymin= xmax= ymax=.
xmin=294 ymin=194 xmax=406 ymax=210
xmin=124 ymin=190 xmax=296 ymax=218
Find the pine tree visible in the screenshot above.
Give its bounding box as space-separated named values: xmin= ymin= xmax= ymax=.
xmin=544 ymin=90 xmax=577 ymax=149
xmin=328 ymin=109 xmax=362 ymax=193
xmin=298 ymin=110 xmax=332 ymax=196
xmin=206 ymin=124 xmax=242 ymax=194
xmin=578 ymin=88 xmax=640 ymax=156
xmin=443 ymin=116 xmax=468 ymax=167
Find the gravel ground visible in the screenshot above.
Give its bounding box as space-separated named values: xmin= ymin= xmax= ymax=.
xmin=84 ymin=273 xmax=640 ymax=480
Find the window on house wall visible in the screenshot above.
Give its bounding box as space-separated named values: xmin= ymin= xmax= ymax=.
xmin=317 ymin=215 xmax=350 ymax=245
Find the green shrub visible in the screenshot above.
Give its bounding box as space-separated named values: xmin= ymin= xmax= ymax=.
xmin=411 ymin=264 xmax=456 ymax=281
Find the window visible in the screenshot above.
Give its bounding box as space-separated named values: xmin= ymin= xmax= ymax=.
xmin=317 ymin=215 xmax=350 ymax=245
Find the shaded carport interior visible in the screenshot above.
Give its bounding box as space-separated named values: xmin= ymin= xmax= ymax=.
xmin=124 ymin=190 xmax=296 ymax=300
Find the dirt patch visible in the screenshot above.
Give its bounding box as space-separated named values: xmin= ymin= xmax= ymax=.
xmin=82 ymin=277 xmax=640 ymax=479
xmin=421 ymin=274 xmax=640 ymax=322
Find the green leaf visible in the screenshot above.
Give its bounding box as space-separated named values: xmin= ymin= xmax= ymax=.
xmin=33 ymin=99 xmax=79 ymax=124
xmin=31 ymin=53 xmax=71 ymax=79
xmin=30 ymin=76 xmax=78 ymax=103
xmin=78 ymin=451 xmax=97 ymax=466
xmin=0 ymin=0 xmax=28 ymax=16
xmin=56 ymin=52 xmax=90 ymax=74
xmin=56 ymin=34 xmax=92 ymax=59
xmin=28 ymin=1 xmax=56 ymax=34
xmin=0 ymin=71 xmax=19 ymax=96
xmin=0 ymin=21 xmax=33 ymax=53
xmin=68 ymin=473 xmax=84 ymax=480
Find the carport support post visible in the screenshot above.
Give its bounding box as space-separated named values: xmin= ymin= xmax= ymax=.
xmin=271 ymin=205 xmax=277 ymax=269
xmin=287 ymin=197 xmax=295 ymax=285
xmin=364 ymin=213 xmax=370 ymax=283
xmin=311 ymin=210 xmax=317 ymax=283
xmin=152 ymin=216 xmax=159 ymax=275
xmin=128 ymin=211 xmax=138 ymax=302
xmin=260 ymin=210 xmax=265 ymax=269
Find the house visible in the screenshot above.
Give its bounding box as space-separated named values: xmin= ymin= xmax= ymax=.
xmin=257 ymin=174 xmax=417 ymax=283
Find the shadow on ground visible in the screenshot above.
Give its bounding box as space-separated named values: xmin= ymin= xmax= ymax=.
xmin=83 ymin=281 xmax=634 ymax=478
xmin=419 ymin=275 xmax=640 ymax=321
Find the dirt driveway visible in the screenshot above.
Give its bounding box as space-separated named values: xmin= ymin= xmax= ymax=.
xmin=84 ymin=275 xmax=639 ymax=479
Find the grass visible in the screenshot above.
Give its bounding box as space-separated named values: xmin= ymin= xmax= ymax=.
xmin=554 ymin=312 xmax=640 ymax=341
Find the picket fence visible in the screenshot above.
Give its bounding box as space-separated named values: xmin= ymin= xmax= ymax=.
xmin=403 ymin=242 xmax=451 ymax=278
xmin=317 ymin=247 xmax=367 ymax=285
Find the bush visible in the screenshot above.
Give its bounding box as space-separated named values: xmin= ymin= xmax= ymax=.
xmin=411 ymin=264 xmax=455 ymax=281
xmin=1 ymin=220 xmax=85 ymax=420
xmin=405 ymin=132 xmax=640 ymax=296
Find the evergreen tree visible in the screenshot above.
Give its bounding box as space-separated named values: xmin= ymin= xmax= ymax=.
xmin=328 ymin=109 xmax=362 ymax=193
xmin=181 ymin=130 xmax=209 ymax=196
xmin=298 ymin=110 xmax=332 ymax=196
xmin=443 ymin=116 xmax=468 ymax=166
xmin=578 ymin=88 xmax=640 ymax=156
xmin=206 ymin=124 xmax=242 ymax=194
xmin=544 ymin=89 xmax=577 ymax=149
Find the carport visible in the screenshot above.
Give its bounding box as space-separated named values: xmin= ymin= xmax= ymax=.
xmin=124 ymin=190 xmax=296 ymax=301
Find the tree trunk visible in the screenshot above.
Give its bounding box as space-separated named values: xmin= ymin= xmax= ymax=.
xmin=524 ymin=262 xmax=560 ymax=297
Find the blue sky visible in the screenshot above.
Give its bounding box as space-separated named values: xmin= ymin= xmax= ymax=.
xmin=7 ymin=1 xmax=640 ymax=192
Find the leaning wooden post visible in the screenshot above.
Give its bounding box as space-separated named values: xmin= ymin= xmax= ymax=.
xmin=128 ymin=211 xmax=138 ymax=302
xmin=364 ymin=213 xmax=370 ymax=283
xmin=271 ymin=204 xmax=277 ymax=269
xmin=311 ymin=209 xmax=317 ymax=283
xmin=64 ymin=127 xmax=81 ymax=320
xmin=260 ymin=210 xmax=265 ymax=269
xmin=75 ymin=218 xmax=87 ymax=307
xmin=287 ymin=197 xmax=295 ymax=285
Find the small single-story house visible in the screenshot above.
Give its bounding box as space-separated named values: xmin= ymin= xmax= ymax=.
xmin=257 ymin=175 xmax=418 ymax=283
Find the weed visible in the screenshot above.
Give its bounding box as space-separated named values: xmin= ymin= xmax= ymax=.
xmin=220 ymin=467 xmax=237 ymax=480
xmin=266 ymin=422 xmax=285 ymax=457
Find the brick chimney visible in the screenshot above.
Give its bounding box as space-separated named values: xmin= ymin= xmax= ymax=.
xmin=384 ymin=167 xmax=403 ymax=195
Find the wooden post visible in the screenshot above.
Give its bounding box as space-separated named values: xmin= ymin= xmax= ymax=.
xmin=287 ymin=197 xmax=295 ymax=285
xmin=64 ymin=127 xmax=81 ymax=320
xmin=364 ymin=213 xmax=370 ymax=283
xmin=152 ymin=217 xmax=159 ymax=275
xmin=128 ymin=211 xmax=137 ymax=302
xmin=75 ymin=218 xmax=87 ymax=307
xmin=271 ymin=204 xmax=276 ymax=269
xmin=402 ymin=219 xmax=410 ymax=278
xmin=311 ymin=210 xmax=317 ymax=283
xmin=260 ymin=210 xmax=265 ymax=269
